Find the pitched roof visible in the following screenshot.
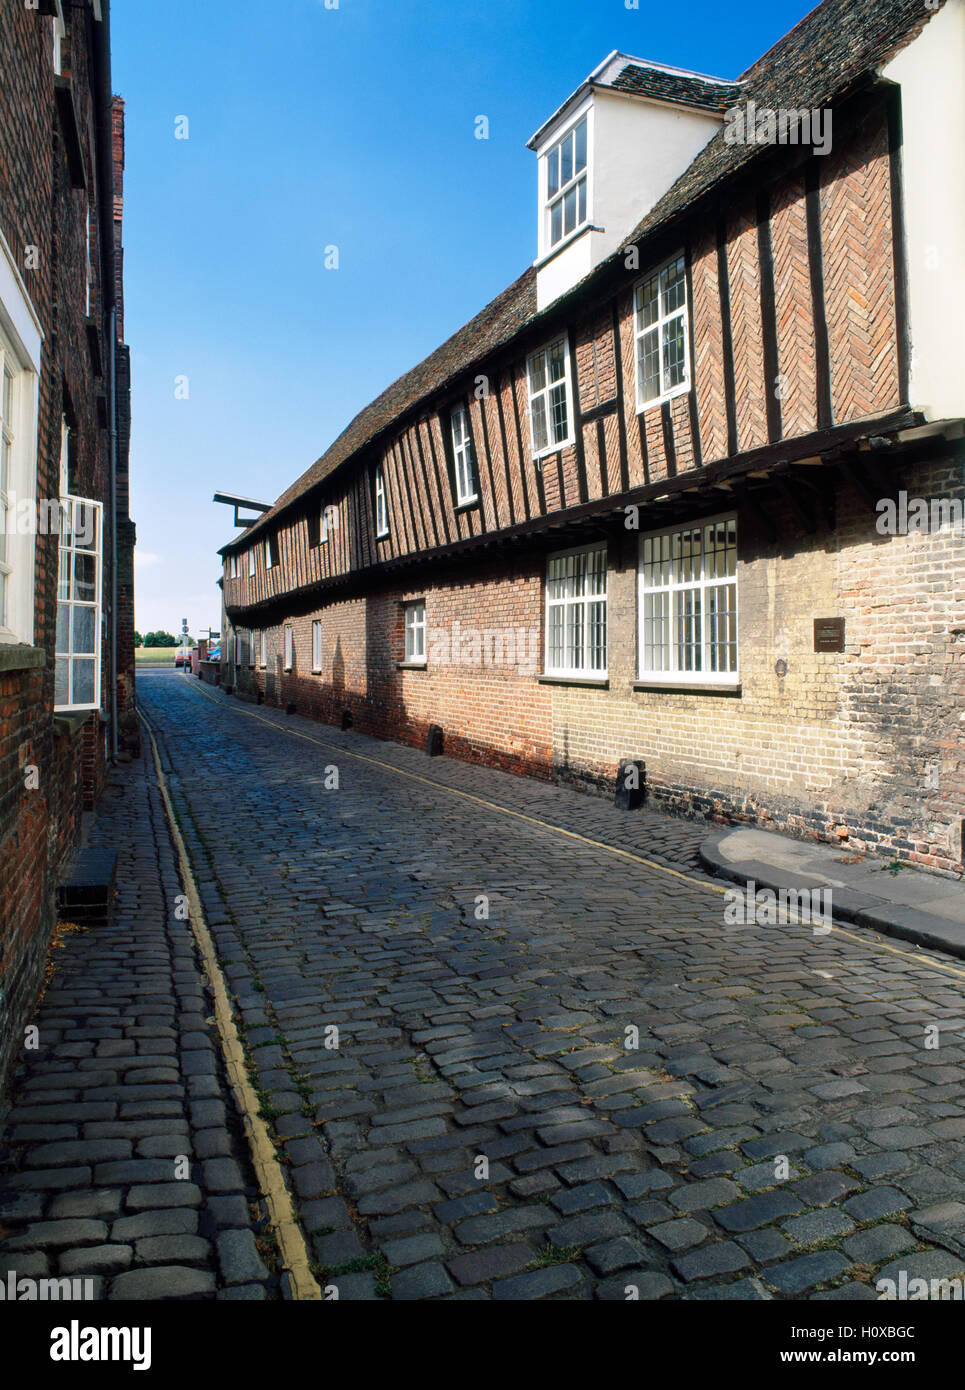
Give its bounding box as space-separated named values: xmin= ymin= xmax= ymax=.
xmin=607 ymin=63 xmax=741 ymax=112
xmin=228 ymin=0 xmax=942 ymax=551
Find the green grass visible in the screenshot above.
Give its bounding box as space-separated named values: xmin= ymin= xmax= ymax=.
xmin=135 ymin=646 xmax=180 ymax=667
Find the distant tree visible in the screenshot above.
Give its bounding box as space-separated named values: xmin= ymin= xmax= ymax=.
xmin=144 ymin=630 xmax=177 ymax=648
xmin=133 ymin=631 xmax=143 ymax=648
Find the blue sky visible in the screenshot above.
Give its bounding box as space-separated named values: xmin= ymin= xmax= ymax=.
xmin=114 ymin=0 xmax=815 ymax=639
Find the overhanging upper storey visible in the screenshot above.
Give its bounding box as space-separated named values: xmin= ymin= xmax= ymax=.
xmin=528 ymin=51 xmax=742 ymax=311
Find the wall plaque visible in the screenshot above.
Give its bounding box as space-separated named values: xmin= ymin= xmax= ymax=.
xmin=814 ymin=617 xmax=845 ymax=653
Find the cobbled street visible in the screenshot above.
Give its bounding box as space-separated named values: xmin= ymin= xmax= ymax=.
xmin=3 ymin=669 xmax=965 ymax=1301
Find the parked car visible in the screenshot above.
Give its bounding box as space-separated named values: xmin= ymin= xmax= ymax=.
xmin=207 ymin=646 xmax=221 ymax=662
xmin=174 ymin=651 xmax=191 ymax=668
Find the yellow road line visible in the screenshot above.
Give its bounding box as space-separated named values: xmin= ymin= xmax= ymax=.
xmin=171 ymin=676 xmax=965 ymax=983
xmin=138 ymin=706 xmax=322 ymax=1301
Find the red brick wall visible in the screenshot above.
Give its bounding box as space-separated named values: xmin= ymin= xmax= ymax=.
xmin=0 ymin=2 xmax=126 ymax=1095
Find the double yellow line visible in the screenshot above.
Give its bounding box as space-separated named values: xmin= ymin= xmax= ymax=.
xmin=138 ymin=707 xmax=322 ymax=1301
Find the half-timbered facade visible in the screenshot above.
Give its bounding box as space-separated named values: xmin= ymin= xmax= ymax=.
xmin=219 ymin=0 xmax=965 ymax=876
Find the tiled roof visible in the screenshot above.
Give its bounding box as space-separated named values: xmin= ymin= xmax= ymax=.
xmin=229 ymin=0 xmax=942 ymax=550
xmin=607 ymin=64 xmax=741 ymax=112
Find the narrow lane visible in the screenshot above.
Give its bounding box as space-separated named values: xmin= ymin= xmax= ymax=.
xmin=140 ymin=671 xmax=965 ymax=1299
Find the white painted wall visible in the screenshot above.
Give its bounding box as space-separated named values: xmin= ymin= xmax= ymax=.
xmin=883 ymin=0 xmax=965 ymax=422
xmin=536 ymin=88 xmax=721 ymax=311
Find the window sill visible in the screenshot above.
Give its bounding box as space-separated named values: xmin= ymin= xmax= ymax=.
xmin=537 ymin=673 xmax=608 ymax=688
xmin=311 ymin=668 xmax=323 ymax=676
xmin=397 ymin=661 xmax=427 ymax=671
xmin=633 ymin=680 xmax=741 ymax=697
xmin=0 ymin=643 xmax=45 ymax=672
xmin=53 ymin=711 xmax=90 ymax=739
xmin=535 ymin=221 xmax=602 ymax=270
xmin=454 ymin=497 xmax=480 ymax=513
xmin=636 ymin=384 xmax=691 ymax=415
xmin=532 ymin=438 xmax=574 ymax=464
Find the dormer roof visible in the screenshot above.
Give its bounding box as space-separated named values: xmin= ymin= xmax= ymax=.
xmin=526 ymin=50 xmax=741 ymax=151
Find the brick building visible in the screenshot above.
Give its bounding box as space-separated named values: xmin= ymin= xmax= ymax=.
xmin=0 ymin=1 xmax=134 ymax=1093
xmin=219 ymin=0 xmax=965 ymax=877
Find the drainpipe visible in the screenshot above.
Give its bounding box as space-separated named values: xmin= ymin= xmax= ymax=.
xmin=92 ymin=4 xmax=119 ymax=762
xmin=109 ymin=302 xmax=118 ymax=762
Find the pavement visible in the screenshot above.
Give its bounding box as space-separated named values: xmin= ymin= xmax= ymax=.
xmin=701 ymin=828 xmax=965 ymax=960
xmin=2 ymin=668 xmax=965 ymax=1301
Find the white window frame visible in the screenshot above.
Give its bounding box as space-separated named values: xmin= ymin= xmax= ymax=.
xmin=266 ymin=537 xmax=276 ymax=569
xmin=52 ymin=0 xmax=66 ymax=75
xmin=637 ymin=514 xmax=739 ymax=686
xmin=54 ymin=495 xmax=103 ymax=712
xmin=526 ymin=336 xmax=574 ymax=460
xmin=543 ymin=113 xmax=589 ymax=252
xmin=248 ymin=546 xmax=256 ymax=579
xmin=283 ymin=624 xmax=293 ymax=671
xmin=374 ymin=465 xmax=389 ymax=538
xmin=633 ymin=252 xmax=691 ymax=413
xmin=0 ymin=270 xmax=40 ymax=647
xmin=259 ymin=630 xmax=266 ymax=668
xmin=544 ymin=544 xmax=607 ymax=680
xmin=450 ymin=403 xmax=477 ymax=506
xmin=249 ymin=628 xmax=258 ymax=668
xmin=311 ymin=619 xmax=323 ymax=672
xmin=404 ymin=601 xmax=426 ymax=664
xmin=229 ymin=552 xmax=238 ymax=580
xmin=319 ymin=504 xmax=329 ymax=544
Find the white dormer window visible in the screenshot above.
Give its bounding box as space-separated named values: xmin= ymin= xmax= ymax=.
xmin=545 ymin=117 xmax=588 ymax=249
xmin=527 ymin=337 xmax=574 ymax=458
xmin=634 ymin=253 xmax=690 ymax=411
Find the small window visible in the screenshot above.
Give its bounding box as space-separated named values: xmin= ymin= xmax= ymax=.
xmin=249 ymin=629 xmax=259 ymax=667
xmin=312 ymin=619 xmax=323 ymax=672
xmin=55 ymin=497 xmax=103 ymax=711
xmin=0 ymin=315 xmax=40 ymax=645
xmin=527 ymin=337 xmax=573 ymax=458
xmin=267 ymin=533 xmax=279 ymax=569
xmin=638 ymin=517 xmax=738 ymax=683
xmin=284 ymin=624 xmax=294 ymax=671
xmin=545 ymin=116 xmax=588 ymax=249
xmin=450 ymin=403 xmax=477 ymax=506
xmin=374 ymin=465 xmax=389 ymax=538
xmin=52 ymin=0 xmax=66 ymax=75
xmin=634 ymin=253 xmax=690 ymax=411
xmin=229 ymin=553 xmax=238 ymax=580
xmin=545 ymin=545 xmax=607 ymax=678
xmin=319 ymin=504 xmax=329 ymax=544
xmin=404 ymin=601 xmax=426 ymax=663
xmin=248 ymin=547 xmax=256 ymax=579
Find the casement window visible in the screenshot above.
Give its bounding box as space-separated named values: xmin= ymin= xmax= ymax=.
xmin=55 ymin=496 xmax=103 ymax=711
xmin=634 ymin=253 xmax=690 ymax=411
xmin=638 ymin=516 xmax=738 ymax=684
xmin=374 ymin=465 xmax=389 ymax=538
xmin=311 ymin=619 xmax=323 ymax=672
xmin=450 ymin=403 xmax=477 ymax=506
xmin=526 ymin=337 xmax=573 ymax=458
xmin=266 ymin=533 xmax=279 ymax=569
xmin=248 ymin=546 xmax=256 ymax=578
xmin=404 ymin=601 xmax=426 ymax=664
xmin=229 ymin=552 xmax=238 ymax=580
xmin=284 ymin=624 xmax=293 ymax=671
xmin=226 ymin=630 xmax=235 ymax=667
xmin=0 ymin=301 xmax=40 ymax=647
xmin=249 ymin=629 xmax=259 ymax=667
xmin=545 ymin=545 xmax=607 ymax=678
xmin=545 ymin=116 xmax=588 ymax=249
xmin=319 ymin=504 xmax=329 ymax=544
